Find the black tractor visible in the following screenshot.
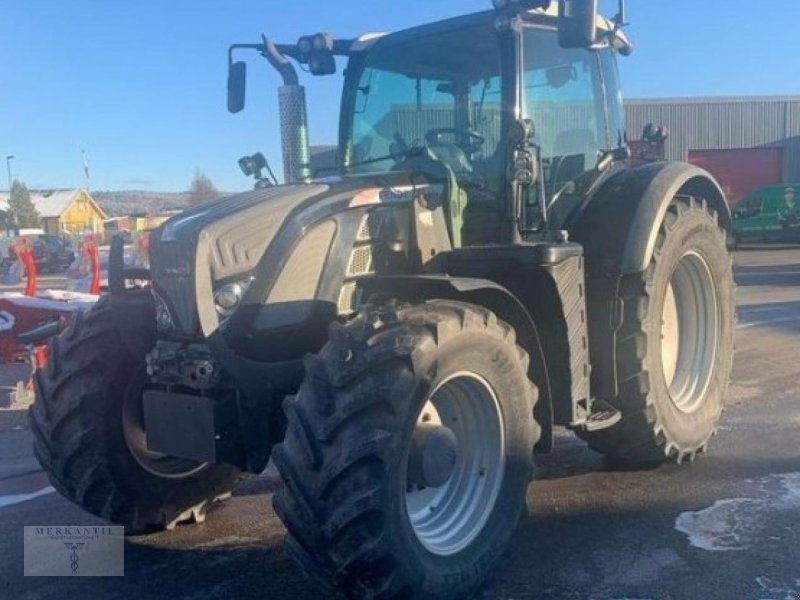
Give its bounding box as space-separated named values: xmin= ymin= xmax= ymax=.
xmin=30 ymin=1 xmax=735 ymax=598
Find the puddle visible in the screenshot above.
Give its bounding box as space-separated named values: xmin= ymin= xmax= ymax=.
xmin=675 ymin=473 xmax=800 ymax=552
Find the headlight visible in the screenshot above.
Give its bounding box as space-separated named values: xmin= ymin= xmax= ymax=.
xmin=152 ymin=289 xmax=176 ymax=333
xmin=214 ymin=279 xmax=253 ymax=319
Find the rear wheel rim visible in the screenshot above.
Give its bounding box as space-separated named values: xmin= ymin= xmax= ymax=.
xmin=405 ymin=372 xmax=505 ymax=556
xmin=660 ymin=251 xmax=719 ymax=413
xmin=122 ymin=372 xmax=207 ymax=479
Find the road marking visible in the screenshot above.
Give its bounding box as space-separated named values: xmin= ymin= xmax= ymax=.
xmin=676 ymin=472 xmax=800 ymax=552
xmin=738 ymin=305 xmax=793 ymax=314
xmin=737 ymin=270 xmax=800 ymax=277
xmin=0 ymin=486 xmax=55 ymax=509
xmin=738 ymin=316 xmax=800 ymax=329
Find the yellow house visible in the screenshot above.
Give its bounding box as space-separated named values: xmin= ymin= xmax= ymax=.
xmin=33 ymin=189 xmax=106 ymax=235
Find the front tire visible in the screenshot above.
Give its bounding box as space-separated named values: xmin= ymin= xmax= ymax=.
xmin=30 ymin=293 xmax=240 ymax=533
xmin=273 ymin=300 xmax=539 ymax=599
xmin=580 ymin=197 xmax=735 ymax=463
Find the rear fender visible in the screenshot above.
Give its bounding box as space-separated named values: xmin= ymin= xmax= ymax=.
xmin=357 ymin=275 xmax=554 ymax=453
xmin=568 ymin=160 xmax=732 ymax=399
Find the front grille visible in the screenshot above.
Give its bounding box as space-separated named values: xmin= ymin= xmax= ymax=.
xmin=347 ymin=245 xmax=374 ymax=277
xmin=338 ymin=282 xmax=361 ymax=315
xmin=356 ymin=214 xmax=372 ymax=241
xmin=149 ymin=235 xmax=198 ymax=335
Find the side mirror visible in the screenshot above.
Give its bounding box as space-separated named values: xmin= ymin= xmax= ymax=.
xmin=227 ymin=61 xmax=247 ymax=114
xmin=558 ymin=0 xmax=598 ymax=49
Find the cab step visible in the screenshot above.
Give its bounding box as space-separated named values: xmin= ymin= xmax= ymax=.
xmin=571 ymin=399 xmax=622 ymax=432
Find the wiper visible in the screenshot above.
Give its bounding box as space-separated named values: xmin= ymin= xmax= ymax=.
xmin=314 ymin=152 xmax=396 ymax=177
xmin=315 ymin=145 xmax=424 ymax=177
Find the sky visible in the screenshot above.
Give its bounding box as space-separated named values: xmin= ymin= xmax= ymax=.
xmin=2 ymin=0 xmax=799 ymax=193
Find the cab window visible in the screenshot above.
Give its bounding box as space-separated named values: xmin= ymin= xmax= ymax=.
xmin=523 ymin=27 xmax=605 ymax=200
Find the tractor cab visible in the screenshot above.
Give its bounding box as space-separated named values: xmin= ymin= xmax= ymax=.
xmin=229 ymin=1 xmax=632 ymax=246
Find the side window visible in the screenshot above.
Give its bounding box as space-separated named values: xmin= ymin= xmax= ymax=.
xmin=736 ymin=197 xmax=763 ymax=219
xmin=747 ymin=198 xmax=763 ymax=217
xmin=599 ymin=48 xmax=625 ymax=149
xmin=522 ymin=27 xmax=606 ymax=224
xmin=470 ymin=76 xmax=503 ymax=163
xmin=523 ymin=29 xmax=603 ymax=175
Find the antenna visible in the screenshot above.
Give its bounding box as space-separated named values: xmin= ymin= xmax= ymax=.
xmin=82 ymin=149 xmax=91 ymax=191
xmin=614 ymin=0 xmax=628 ymax=29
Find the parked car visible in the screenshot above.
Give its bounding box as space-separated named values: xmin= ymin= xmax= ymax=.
xmin=5 ymin=234 xmax=76 ymax=273
xmin=732 ymin=185 xmax=800 ymax=244
xmin=34 ymin=235 xmax=76 ymax=272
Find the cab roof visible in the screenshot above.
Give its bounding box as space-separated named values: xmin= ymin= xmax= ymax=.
xmin=351 ymin=5 xmax=631 ymax=54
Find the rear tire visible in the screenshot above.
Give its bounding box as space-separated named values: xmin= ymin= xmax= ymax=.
xmin=273 ymin=300 xmax=539 ymax=599
xmin=579 ymin=197 xmax=735 ymax=463
xmin=30 ymin=293 xmax=240 ymax=533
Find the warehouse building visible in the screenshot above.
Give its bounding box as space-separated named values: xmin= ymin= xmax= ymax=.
xmin=626 ymin=96 xmax=800 ymax=206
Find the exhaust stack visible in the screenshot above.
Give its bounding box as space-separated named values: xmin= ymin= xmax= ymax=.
xmin=263 ymin=39 xmax=312 ymax=184
xmin=277 ymin=85 xmax=312 ymax=184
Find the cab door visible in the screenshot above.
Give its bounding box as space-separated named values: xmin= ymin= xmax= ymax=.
xmin=520 ymin=25 xmax=615 ymax=231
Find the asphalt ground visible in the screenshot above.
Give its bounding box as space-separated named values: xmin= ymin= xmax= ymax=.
xmin=1 ymin=246 xmax=800 ymax=599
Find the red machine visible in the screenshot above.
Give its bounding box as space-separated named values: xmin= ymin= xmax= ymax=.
xmin=0 ymin=236 xmax=101 ymax=367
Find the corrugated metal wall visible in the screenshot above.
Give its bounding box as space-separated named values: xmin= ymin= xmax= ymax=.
xmin=625 ymin=97 xmax=800 ymax=183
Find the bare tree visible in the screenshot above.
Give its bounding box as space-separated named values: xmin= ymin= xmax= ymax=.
xmin=188 ymin=169 xmax=220 ymax=206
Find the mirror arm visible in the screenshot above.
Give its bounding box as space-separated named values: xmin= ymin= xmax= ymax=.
xmin=228 ymin=43 xmax=262 ymax=67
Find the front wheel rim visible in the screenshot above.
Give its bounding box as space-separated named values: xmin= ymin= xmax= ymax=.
xmin=122 ymin=372 xmax=207 ymax=479
xmin=660 ymin=251 xmax=719 ymax=413
xmin=405 ymin=372 xmax=506 ymax=556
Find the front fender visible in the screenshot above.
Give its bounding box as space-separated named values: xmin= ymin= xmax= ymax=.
xmin=357 ymin=275 xmax=555 ymax=454
xmin=570 ymin=161 xmax=731 ymax=277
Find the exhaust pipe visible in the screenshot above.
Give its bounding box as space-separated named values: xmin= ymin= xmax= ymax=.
xmin=264 ymin=39 xmax=312 ymax=184
xmin=278 ymin=86 xmax=312 ymax=184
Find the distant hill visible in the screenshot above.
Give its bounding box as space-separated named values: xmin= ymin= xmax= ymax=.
xmin=92 ymin=190 xmax=192 ymax=217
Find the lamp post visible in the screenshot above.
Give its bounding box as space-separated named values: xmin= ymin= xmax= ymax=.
xmin=5 ymin=155 xmax=13 ymax=192
xmin=5 ymin=155 xmax=16 ymax=231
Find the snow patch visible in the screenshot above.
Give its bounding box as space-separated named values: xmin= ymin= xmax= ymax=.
xmin=675 ymin=472 xmax=800 ymax=552
xmin=755 ymin=575 xmax=800 ymax=600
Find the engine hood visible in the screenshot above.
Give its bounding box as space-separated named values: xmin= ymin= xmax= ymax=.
xmin=150 ymin=172 xmax=431 ymax=337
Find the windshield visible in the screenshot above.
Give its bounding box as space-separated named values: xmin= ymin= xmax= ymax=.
xmin=344 ymin=22 xmax=504 ymax=183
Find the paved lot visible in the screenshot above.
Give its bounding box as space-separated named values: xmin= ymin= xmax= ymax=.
xmin=0 ymin=274 xmax=67 ymax=294
xmin=1 ymin=247 xmax=800 ymax=599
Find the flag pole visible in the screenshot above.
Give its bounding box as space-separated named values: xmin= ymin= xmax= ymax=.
xmin=82 ymin=149 xmax=91 ymax=191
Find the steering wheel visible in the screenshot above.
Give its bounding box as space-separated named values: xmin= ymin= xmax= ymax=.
xmin=425 ymin=128 xmax=485 ymax=152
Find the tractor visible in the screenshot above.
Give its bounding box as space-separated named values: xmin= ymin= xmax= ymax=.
xmin=30 ymin=1 xmax=735 ymax=598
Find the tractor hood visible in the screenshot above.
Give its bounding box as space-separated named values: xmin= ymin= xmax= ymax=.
xmin=149 ymin=173 xmax=434 ymax=339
